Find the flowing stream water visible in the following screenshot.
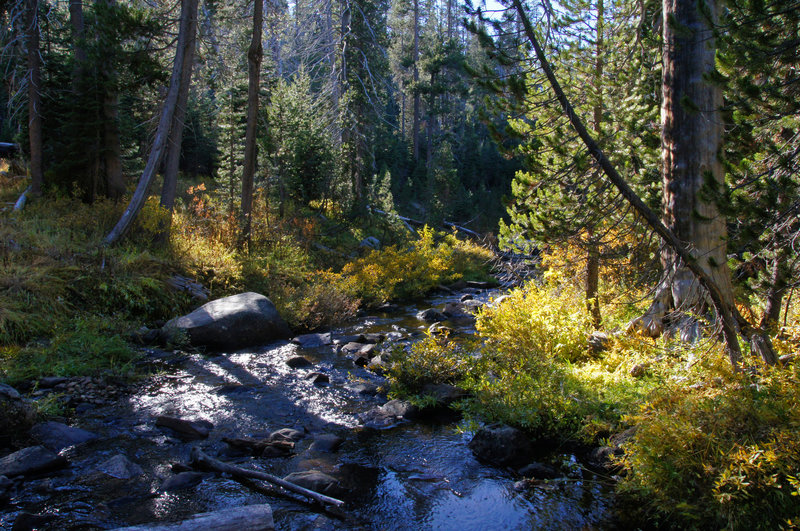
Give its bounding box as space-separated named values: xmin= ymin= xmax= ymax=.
xmin=1 ymin=288 xmax=617 ymax=530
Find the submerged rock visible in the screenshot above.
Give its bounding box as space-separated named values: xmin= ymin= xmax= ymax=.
xmin=309 ymin=434 xmax=345 ymax=453
xmin=468 ymin=424 xmax=533 ymax=467
xmin=416 ymin=308 xmax=446 ymax=323
xmin=97 ymin=455 xmax=144 ymax=480
xmin=286 ymin=356 xmax=313 ymax=369
xmin=518 ymin=462 xmax=561 ymax=480
xmin=283 ymin=470 xmax=343 ymax=497
xmin=163 ymin=292 xmax=291 ymax=350
xmin=159 ymin=471 xmax=205 ymax=492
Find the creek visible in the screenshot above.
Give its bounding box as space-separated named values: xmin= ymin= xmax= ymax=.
xmin=1 ymin=288 xmax=616 ymax=530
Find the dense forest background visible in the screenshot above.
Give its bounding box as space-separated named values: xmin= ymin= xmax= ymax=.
xmin=0 ymin=0 xmax=520 ymax=231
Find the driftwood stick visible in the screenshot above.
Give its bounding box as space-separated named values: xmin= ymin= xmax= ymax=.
xmin=189 ymin=448 xmax=344 ymax=507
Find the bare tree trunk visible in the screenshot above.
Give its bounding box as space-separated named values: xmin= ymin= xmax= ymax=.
xmin=759 ymin=252 xmax=789 ymax=331
xmin=103 ymin=0 xmax=195 ymax=245
xmin=160 ymin=0 xmax=199 ymax=213
xmin=228 ymin=88 xmax=236 ymax=214
xmin=101 ymin=0 xmax=125 ymax=200
xmin=586 ymin=0 xmax=604 ymax=330
xmin=69 ymin=0 xmax=87 ymax=85
xmin=26 ymin=0 xmax=43 ymax=196
xmin=412 ymin=0 xmax=421 ymax=162
xmin=239 ymin=0 xmax=264 ymax=249
xmin=509 ymin=0 xmax=770 ymax=368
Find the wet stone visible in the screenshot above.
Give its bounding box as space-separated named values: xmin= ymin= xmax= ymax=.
xmin=155 ymin=416 xmax=213 ymax=440
xmin=341 ymin=342 xmax=367 ymax=353
xmin=30 ymin=421 xmax=98 ymax=452
xmin=159 ymin=471 xmax=205 ymax=491
xmin=11 ymin=512 xmax=55 ymax=531
xmin=270 ymin=428 xmax=305 ymax=443
xmin=286 ymin=356 xmax=313 ymax=369
xmin=468 ymin=424 xmax=533 ymax=467
xmin=305 ymin=372 xmax=330 ymax=385
xmin=349 ymin=382 xmax=380 ymax=396
xmin=518 ymin=462 xmax=562 ymax=480
xmin=460 ymin=293 xmax=474 ymax=302
xmin=283 ymin=470 xmax=343 ymax=497
xmin=416 ymin=308 xmax=446 ymax=323
xmin=97 ymin=454 xmax=143 ymax=480
xmin=0 ymin=446 xmax=67 ymax=478
xmin=309 ymin=434 xmax=345 ymax=453
xmin=293 ymin=332 xmax=333 ymax=349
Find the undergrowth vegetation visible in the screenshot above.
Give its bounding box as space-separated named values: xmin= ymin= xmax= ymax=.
xmin=387 ymin=243 xmax=800 ymax=529
xmin=0 ymin=177 xmax=493 ymax=384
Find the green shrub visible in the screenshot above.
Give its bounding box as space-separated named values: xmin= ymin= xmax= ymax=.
xmin=387 ymin=333 xmax=476 ymax=396
xmin=617 ymin=356 xmax=800 ymax=530
xmin=476 ymin=280 xmax=591 ymax=365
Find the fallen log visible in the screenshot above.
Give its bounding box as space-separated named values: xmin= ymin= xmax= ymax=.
xmin=113 ymin=504 xmax=274 ymax=530
xmin=189 ymin=448 xmax=344 ymax=507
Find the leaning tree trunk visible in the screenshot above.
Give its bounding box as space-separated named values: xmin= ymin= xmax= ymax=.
xmin=238 ymin=0 xmax=264 ymax=249
xmin=510 ymin=0 xmax=777 ymax=367
xmin=160 ymin=0 xmax=199 ymax=214
xmin=633 ymin=0 xmax=735 ymax=342
xmin=26 ymin=0 xmax=43 ymax=196
xmin=103 ymin=0 xmax=195 ymax=245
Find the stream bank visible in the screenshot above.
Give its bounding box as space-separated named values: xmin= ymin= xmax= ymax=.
xmin=1 ymin=287 xmax=618 ymax=530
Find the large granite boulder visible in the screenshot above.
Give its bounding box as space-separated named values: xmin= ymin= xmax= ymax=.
xmin=164 ymin=292 xmax=291 ymax=350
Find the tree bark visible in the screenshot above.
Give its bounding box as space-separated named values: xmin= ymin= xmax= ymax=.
xmin=103 ymin=0 xmax=195 ymax=245
xmin=509 ymin=0 xmax=762 ymax=367
xmin=101 ymin=0 xmax=125 ymax=201
xmin=639 ymin=0 xmax=734 ymax=341
xmin=239 ymin=0 xmax=264 ymax=248
xmin=160 ymin=0 xmax=199 ymax=213
xmin=586 ymin=0 xmax=604 ymax=330
xmin=25 ymin=0 xmax=43 ymax=196
xmin=412 ymin=0 xmax=421 ymax=162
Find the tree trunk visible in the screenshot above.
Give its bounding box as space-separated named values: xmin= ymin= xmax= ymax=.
xmin=412 ymin=0 xmax=421 ymax=162
xmin=101 ymin=0 xmax=125 ymax=201
xmin=510 ymin=0 xmax=759 ymax=367
xmin=239 ymin=0 xmax=264 ymax=249
xmin=586 ymin=0 xmax=603 ymax=330
xmin=160 ymin=0 xmax=199 ymax=213
xmin=103 ymin=0 xmax=195 ymax=245
xmin=26 ymin=0 xmax=43 ymax=196
xmin=633 ymin=0 xmax=736 ymax=343
xmin=69 ymin=0 xmax=87 ymax=86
